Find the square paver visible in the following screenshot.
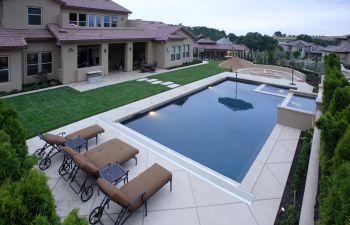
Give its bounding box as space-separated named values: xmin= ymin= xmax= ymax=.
xmin=147 ymin=79 xmax=159 ymax=82
xmin=160 ymin=81 xmax=174 ymax=86
xmin=167 ymin=84 xmax=181 ymax=88
xmin=151 ymin=80 xmax=163 ymax=84
xmin=137 ymin=78 xmax=149 ymax=82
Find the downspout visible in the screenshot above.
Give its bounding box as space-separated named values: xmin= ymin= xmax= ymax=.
xmin=0 ymin=0 xmax=3 ymax=27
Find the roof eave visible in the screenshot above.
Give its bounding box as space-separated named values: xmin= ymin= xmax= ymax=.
xmin=61 ymin=5 xmax=131 ymax=14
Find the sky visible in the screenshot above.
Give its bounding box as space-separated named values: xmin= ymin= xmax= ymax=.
xmin=116 ymin=0 xmax=350 ymax=36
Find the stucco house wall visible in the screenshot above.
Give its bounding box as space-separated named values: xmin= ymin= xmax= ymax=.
xmin=0 ymin=49 xmax=23 ymax=92
xmin=1 ymin=0 xmax=61 ymax=29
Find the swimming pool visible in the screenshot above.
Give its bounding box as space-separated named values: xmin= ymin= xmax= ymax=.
xmin=122 ymin=80 xmax=284 ymax=182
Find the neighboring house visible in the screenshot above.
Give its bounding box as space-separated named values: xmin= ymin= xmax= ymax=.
xmin=322 ymin=34 xmax=350 ymax=67
xmin=281 ymin=40 xmax=324 ymax=59
xmin=193 ymin=38 xmax=249 ymax=59
xmin=0 ymin=0 xmax=195 ymax=92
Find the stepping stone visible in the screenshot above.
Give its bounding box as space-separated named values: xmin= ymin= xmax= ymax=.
xmin=160 ymin=81 xmax=174 ymax=86
xmin=147 ymin=79 xmax=159 ymax=82
xmin=137 ymin=78 xmax=149 ymax=81
xmin=151 ymin=81 xmax=163 ymax=84
xmin=167 ymin=84 xmax=181 ymax=88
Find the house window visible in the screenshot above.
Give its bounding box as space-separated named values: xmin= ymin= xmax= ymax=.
xmin=27 ymin=53 xmax=39 ymax=76
xmin=78 ymin=45 xmax=100 ymax=68
xmin=183 ymin=45 xmax=190 ymax=58
xmin=79 ymin=14 xmax=87 ymax=26
xmin=69 ymin=13 xmax=86 ymax=26
xmin=171 ymin=46 xmax=181 ymax=61
xmin=0 ymin=57 xmax=9 ymax=83
xmin=28 ymin=7 xmax=42 ymax=25
xmin=111 ymin=16 xmax=117 ymax=27
xmin=27 ymin=52 xmax=53 ymax=76
xmin=88 ymin=15 xmax=102 ymax=27
xmin=104 ymin=16 xmax=111 ymax=27
xmin=41 ymin=53 xmax=52 ymax=74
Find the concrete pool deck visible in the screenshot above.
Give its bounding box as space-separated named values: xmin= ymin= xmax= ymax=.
xmin=26 ymin=71 xmax=314 ymax=225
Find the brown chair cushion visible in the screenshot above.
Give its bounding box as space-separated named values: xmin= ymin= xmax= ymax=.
xmin=121 ymin=163 xmax=172 ymax=211
xmin=42 ymin=133 xmax=67 ymax=145
xmin=72 ymin=154 xmax=99 ymax=174
xmin=65 ymin=124 xmax=105 ymax=141
xmin=63 ymin=147 xmax=79 ymax=158
xmin=83 ymin=139 xmax=139 ymax=169
xmin=97 ymin=178 xmax=130 ymax=208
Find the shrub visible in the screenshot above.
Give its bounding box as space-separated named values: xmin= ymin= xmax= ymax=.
xmin=317 ymin=162 xmax=350 ymax=225
xmin=0 ymin=170 xmax=60 ymax=225
xmin=333 ymin=128 xmax=350 ymax=165
xmin=62 ymin=209 xmax=88 ymax=225
xmin=328 ymin=86 xmax=350 ymax=115
xmin=0 ymin=131 xmax=21 ymax=184
xmin=0 ymin=100 xmax=28 ymax=161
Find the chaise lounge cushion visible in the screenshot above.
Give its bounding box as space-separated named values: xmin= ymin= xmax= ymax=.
xmin=65 ymin=124 xmax=105 ymax=141
xmin=73 ymin=154 xmax=99 ymax=174
xmin=63 ymin=146 xmax=80 ymax=158
xmin=121 ymin=163 xmax=172 ymax=210
xmin=97 ymin=178 xmax=130 ymax=208
xmin=42 ymin=133 xmax=67 ymax=145
xmin=83 ymin=139 xmax=139 ymax=169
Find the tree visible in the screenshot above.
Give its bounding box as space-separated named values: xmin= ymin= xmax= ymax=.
xmin=186 ymin=26 xmax=227 ymax=41
xmin=227 ymin=33 xmax=237 ymax=42
xmin=273 ymin=31 xmax=283 ymax=37
xmin=293 ymin=51 xmax=301 ymax=59
xmin=236 ymin=32 xmax=278 ymax=51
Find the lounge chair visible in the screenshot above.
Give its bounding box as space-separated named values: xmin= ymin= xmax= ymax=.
xmin=61 ymin=138 xmax=139 ymax=202
xmin=35 ymin=124 xmax=105 ymax=170
xmin=89 ymin=163 xmax=172 ymax=225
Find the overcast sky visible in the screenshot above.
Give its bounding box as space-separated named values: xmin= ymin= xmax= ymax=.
xmin=116 ymin=0 xmax=350 ymax=36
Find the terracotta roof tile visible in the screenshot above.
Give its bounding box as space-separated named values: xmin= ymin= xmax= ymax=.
xmin=60 ymin=0 xmax=131 ymax=13
xmin=0 ymin=29 xmax=53 ymax=49
xmin=47 ymin=21 xmax=193 ymax=43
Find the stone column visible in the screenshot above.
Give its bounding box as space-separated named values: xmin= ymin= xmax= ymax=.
xmin=124 ymin=42 xmax=133 ymax=72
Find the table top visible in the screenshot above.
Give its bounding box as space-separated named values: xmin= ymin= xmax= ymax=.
xmin=65 ymin=137 xmax=87 ymax=150
xmin=99 ymin=162 xmax=127 ymax=184
xmin=142 ymin=63 xmax=154 ymax=67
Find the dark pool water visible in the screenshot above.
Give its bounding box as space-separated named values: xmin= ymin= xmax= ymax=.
xmin=123 ymin=80 xmax=284 ymax=182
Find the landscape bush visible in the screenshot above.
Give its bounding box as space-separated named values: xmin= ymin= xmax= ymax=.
xmin=0 ymin=99 xmax=87 ymax=225
xmin=316 ymin=53 xmax=350 ymax=225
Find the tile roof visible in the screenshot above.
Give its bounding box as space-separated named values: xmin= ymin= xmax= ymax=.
xmin=194 ymin=42 xmax=249 ymax=51
xmin=323 ymin=44 xmax=350 ymax=53
xmin=47 ymin=21 xmax=193 ymax=43
xmin=196 ymin=39 xmax=217 ymax=44
xmin=0 ymin=29 xmax=54 ymax=49
xmin=284 ymin=40 xmax=314 ymax=47
xmin=60 ymin=0 xmax=131 ymax=14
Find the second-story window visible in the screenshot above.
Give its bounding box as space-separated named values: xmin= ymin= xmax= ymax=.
xmin=111 ymin=16 xmax=117 ymax=27
xmin=104 ymin=16 xmax=111 ymax=27
xmin=28 ymin=7 xmax=42 ymax=25
xmin=88 ymin=15 xmax=102 ymax=27
xmin=69 ymin=13 xmax=87 ymax=27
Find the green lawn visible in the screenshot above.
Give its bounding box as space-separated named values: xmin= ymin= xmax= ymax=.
xmin=5 ymin=61 xmax=226 ymax=138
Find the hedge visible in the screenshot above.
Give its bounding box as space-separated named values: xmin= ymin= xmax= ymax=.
xmin=316 ymin=53 xmax=350 ymax=225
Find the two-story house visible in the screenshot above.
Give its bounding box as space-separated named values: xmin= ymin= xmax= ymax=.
xmin=281 ymin=40 xmax=324 ymax=59
xmin=322 ymin=34 xmax=350 ymax=67
xmin=0 ymin=0 xmax=195 ymax=92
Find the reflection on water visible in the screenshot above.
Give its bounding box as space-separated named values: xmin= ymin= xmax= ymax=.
xmin=218 ymin=97 xmax=254 ymax=111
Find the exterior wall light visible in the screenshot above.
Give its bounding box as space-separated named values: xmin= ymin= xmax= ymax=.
xmin=129 ymin=46 xmax=132 ymax=51
xmin=68 ymin=48 xmax=74 ymax=53
xmin=104 ymin=48 xmax=107 ymax=53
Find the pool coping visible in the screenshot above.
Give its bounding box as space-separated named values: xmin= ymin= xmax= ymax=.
xmin=98 ymin=71 xmax=313 ymax=205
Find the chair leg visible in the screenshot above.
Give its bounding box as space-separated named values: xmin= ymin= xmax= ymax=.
xmin=170 ymin=178 xmax=173 ymax=192
xmin=144 ymin=200 xmax=148 ymax=217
